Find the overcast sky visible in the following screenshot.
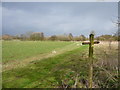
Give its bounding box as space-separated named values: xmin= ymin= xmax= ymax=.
xmin=2 ymin=2 xmax=118 ymax=36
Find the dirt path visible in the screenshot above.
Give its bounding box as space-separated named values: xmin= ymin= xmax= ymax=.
xmin=3 ymin=43 xmax=81 ymax=72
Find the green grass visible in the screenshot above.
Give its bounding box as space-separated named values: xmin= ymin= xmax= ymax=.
xmin=2 ymin=41 xmax=118 ymax=88
xmin=3 ymin=45 xmax=89 ymax=88
xmin=2 ymin=41 xmax=73 ymax=63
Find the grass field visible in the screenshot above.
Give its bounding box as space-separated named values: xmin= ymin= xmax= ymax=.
xmin=2 ymin=41 xmax=73 ymax=63
xmin=2 ymin=41 xmax=118 ymax=88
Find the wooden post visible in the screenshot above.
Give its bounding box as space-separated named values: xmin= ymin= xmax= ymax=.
xmin=82 ymin=34 xmax=100 ymax=88
xmin=89 ymin=34 xmax=94 ymax=88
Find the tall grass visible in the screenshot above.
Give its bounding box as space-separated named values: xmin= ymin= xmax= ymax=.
xmin=93 ymin=41 xmax=118 ymax=88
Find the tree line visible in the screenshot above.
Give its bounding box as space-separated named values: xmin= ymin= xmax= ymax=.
xmin=2 ymin=31 xmax=119 ymax=41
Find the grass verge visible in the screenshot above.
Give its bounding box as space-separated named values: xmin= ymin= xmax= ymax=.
xmin=3 ymin=45 xmax=89 ymax=88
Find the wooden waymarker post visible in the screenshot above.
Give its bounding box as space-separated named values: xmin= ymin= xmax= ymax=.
xmin=82 ymin=34 xmax=100 ymax=88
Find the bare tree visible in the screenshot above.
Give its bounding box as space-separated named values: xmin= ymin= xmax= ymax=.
xmin=69 ymin=33 xmax=73 ymax=41
xmin=90 ymin=30 xmax=95 ymax=35
xmin=40 ymin=32 xmax=44 ymax=41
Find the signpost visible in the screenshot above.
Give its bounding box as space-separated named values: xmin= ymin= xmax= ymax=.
xmin=82 ymin=34 xmax=100 ymax=88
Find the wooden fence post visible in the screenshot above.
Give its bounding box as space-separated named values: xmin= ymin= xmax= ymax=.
xmin=89 ymin=34 xmax=94 ymax=88
xmin=82 ymin=34 xmax=100 ymax=88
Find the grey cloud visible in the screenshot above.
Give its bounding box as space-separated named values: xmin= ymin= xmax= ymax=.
xmin=2 ymin=2 xmax=118 ymax=36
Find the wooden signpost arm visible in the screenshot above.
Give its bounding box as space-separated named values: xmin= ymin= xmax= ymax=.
xmin=82 ymin=41 xmax=99 ymax=45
